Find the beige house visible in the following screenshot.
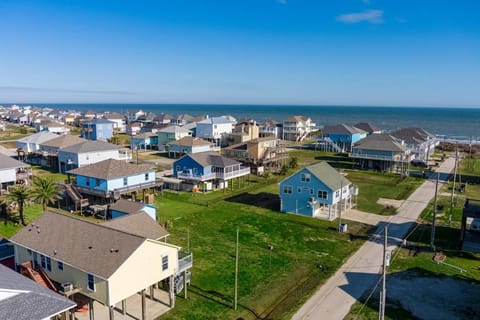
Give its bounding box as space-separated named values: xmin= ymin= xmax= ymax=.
xmin=223 ymin=137 xmax=288 ymax=174
xmin=10 ymin=211 xmax=192 ymax=320
xmin=228 ymin=119 xmax=259 ymax=145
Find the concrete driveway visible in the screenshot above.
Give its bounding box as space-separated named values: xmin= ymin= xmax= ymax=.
xmin=293 ymin=156 xmax=456 ymax=320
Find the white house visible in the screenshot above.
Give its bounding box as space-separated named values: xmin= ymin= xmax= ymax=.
xmin=103 ymin=112 xmax=126 ymax=133
xmin=195 ymin=117 xmax=234 ymax=146
xmin=16 ymin=131 xmax=59 ymax=153
xmin=0 ymin=153 xmax=31 ymax=193
xmin=282 ymin=115 xmax=316 ymax=141
xmin=58 ymin=140 xmax=132 ymax=173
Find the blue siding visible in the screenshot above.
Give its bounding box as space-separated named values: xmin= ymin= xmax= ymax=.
xmin=173 ymin=156 xmax=211 ymax=177
xmin=279 ymin=168 xmax=333 ymax=217
xmin=81 ymin=123 xmax=114 ymax=141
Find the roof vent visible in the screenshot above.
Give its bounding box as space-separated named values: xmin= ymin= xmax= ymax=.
xmin=88 ymin=246 xmax=93 ymax=249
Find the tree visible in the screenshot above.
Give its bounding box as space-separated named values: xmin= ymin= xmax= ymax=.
xmin=289 ymin=156 xmax=298 ymax=169
xmin=31 ymin=176 xmax=62 ymax=210
xmin=3 ymin=185 xmax=31 ymax=226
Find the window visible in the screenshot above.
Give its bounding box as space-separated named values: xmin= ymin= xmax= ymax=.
xmin=87 ymin=274 xmax=95 ymax=291
xmin=57 ymin=261 xmax=64 ymax=271
xmin=123 ymin=177 xmax=128 ymax=186
xmin=193 ymin=168 xmax=198 ymax=175
xmin=96 ymin=178 xmax=100 ymax=187
xmin=310 ymin=189 xmax=314 ymax=195
xmin=336 ymin=191 xmax=340 ymax=197
xmin=86 ymin=177 xmax=90 ymax=186
xmin=162 ymin=255 xmax=169 ymax=271
xmin=301 ymin=173 xmax=311 ymax=182
xmin=318 ymin=190 xmax=328 ymax=199
xmin=145 ymin=172 xmax=149 ymax=181
xmin=297 ymin=187 xmax=302 ymax=193
xmin=41 ymin=255 xmax=46 ymax=269
xmin=176 ymin=165 xmax=180 ymax=173
xmin=46 ymin=257 xmax=52 ymax=272
xmin=283 ymin=185 xmax=292 ymax=194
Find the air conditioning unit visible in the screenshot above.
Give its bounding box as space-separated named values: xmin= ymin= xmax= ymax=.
xmin=60 ymin=282 xmax=73 ymax=293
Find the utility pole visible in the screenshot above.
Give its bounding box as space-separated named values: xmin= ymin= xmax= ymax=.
xmin=379 ymin=226 xmax=388 ymax=320
xmin=431 ymin=172 xmax=439 ymax=252
xmin=449 ymin=146 xmax=458 ymax=226
xmin=234 ymin=228 xmax=239 ymax=310
xmin=337 ymin=181 xmax=343 ymax=232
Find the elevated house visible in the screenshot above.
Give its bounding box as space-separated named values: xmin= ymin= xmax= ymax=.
xmin=67 ymin=159 xmax=160 ymax=203
xmin=81 ymin=118 xmax=115 ymax=141
xmin=390 ymin=127 xmax=438 ymax=162
xmin=126 ymin=121 xmax=143 ymax=136
xmin=322 ymin=124 xmax=367 ymax=152
xmin=130 ymin=132 xmax=159 ymax=150
xmin=171 ymin=114 xmax=194 ymax=127
xmin=350 ymin=134 xmax=411 ymax=173
xmin=153 ymin=113 xmax=173 ymax=126
xmin=103 ymin=112 xmax=126 ymax=134
xmin=10 ymin=211 xmax=192 ymax=320
xmin=0 ymin=263 xmax=76 ymax=320
xmin=126 ymin=109 xmax=145 ymax=122
xmin=157 ymin=126 xmax=192 ymax=150
xmin=259 ymin=120 xmax=282 ymax=139
xmin=354 ymin=122 xmax=382 ymax=135
xmin=34 ymin=135 xmax=86 ymax=170
xmin=282 ymin=115 xmax=316 ymax=142
xmin=58 ymin=140 xmax=132 ymax=173
xmin=16 ymin=131 xmax=59 ymax=156
xmin=195 ymin=117 xmax=234 ymax=147
xmin=279 ymin=162 xmax=355 ymax=220
xmin=35 ymin=120 xmax=69 ymax=134
xmin=0 ymin=154 xmax=31 ymax=195
xmin=227 ymin=119 xmax=259 ymax=145
xmin=167 ymin=136 xmax=216 ymax=158
xmin=223 ymin=137 xmax=288 ymax=174
xmin=173 ymin=151 xmax=250 ymax=191
xmin=108 ymin=198 xmax=158 ymax=221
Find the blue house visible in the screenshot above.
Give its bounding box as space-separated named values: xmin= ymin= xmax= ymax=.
xmin=81 ymin=118 xmax=115 ymax=141
xmin=173 ymin=151 xmax=250 ymax=190
xmin=130 ymin=133 xmax=159 ymax=150
xmin=279 ymin=162 xmax=355 ymax=220
xmin=67 ymin=158 xmax=159 ymax=202
xmin=323 ymin=124 xmax=367 ymax=152
xmin=108 ymin=198 xmax=158 ymax=221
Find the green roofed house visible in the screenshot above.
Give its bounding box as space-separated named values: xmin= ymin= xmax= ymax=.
xmin=279 ymin=162 xmax=357 ymax=220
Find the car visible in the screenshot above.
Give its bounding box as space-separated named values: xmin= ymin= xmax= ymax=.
xmin=470 ymin=219 xmax=480 ymax=232
xmin=410 ymin=159 xmax=428 ymax=168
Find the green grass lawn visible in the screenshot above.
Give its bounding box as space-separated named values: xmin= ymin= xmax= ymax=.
xmin=346 ymin=171 xmax=424 ymax=214
xmin=31 ymin=165 xmax=68 ymax=182
xmin=156 ymin=185 xmax=373 ymax=320
xmin=0 ymin=204 xmax=43 ymax=238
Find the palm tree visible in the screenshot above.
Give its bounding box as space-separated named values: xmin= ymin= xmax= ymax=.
xmin=3 ymin=185 xmax=31 ymax=226
xmin=31 ymin=176 xmax=62 ymax=211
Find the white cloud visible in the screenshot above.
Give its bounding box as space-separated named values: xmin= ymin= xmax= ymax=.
xmin=336 ymin=9 xmax=384 ymax=24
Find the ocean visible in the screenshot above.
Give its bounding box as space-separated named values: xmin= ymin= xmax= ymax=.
xmin=31 ymin=104 xmax=480 ymax=141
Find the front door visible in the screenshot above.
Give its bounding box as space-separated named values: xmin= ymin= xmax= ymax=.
xmin=32 ymin=252 xmax=39 ymax=269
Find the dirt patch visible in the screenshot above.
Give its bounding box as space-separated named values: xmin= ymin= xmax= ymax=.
xmin=377 ymin=198 xmax=404 ymax=208
xmin=388 ymin=273 xmax=480 ymax=320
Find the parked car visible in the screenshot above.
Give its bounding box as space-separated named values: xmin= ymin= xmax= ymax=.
xmin=470 ymin=219 xmax=480 ymax=232
xmin=410 ymin=159 xmax=428 ymax=168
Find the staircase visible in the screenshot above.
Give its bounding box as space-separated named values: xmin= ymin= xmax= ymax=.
xmin=20 ymin=261 xmax=57 ymax=292
xmin=323 ymin=137 xmax=343 ymax=153
xmin=62 ymin=183 xmax=89 ymax=208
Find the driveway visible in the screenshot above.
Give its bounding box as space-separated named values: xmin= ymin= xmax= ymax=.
xmin=293 ymin=156 xmax=456 ymax=320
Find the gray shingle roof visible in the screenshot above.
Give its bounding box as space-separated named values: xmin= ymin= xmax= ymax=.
xmin=197 ymin=117 xmax=233 ymax=125
xmin=83 ymin=118 xmax=115 ymax=125
xmin=354 ymin=122 xmax=382 ymax=133
xmin=109 ymin=199 xmax=147 ymax=215
xmin=324 ymin=124 xmax=366 ymax=135
xmin=390 ymin=128 xmax=435 ymax=145
xmin=102 ymin=208 xmax=168 ymax=240
xmin=353 ymin=134 xmax=407 ymax=152
xmin=0 ymin=153 xmax=30 ymax=170
xmin=10 ymin=211 xmax=147 ymax=279
xmin=168 ymin=136 xmax=212 ymax=147
xmin=305 ymin=162 xmax=351 ymax=191
xmin=17 ymin=131 xmax=59 ymax=144
xmin=0 ymin=264 xmax=76 ymax=320
xmin=67 ymin=158 xmax=153 ymax=179
xmin=186 ymin=151 xmax=240 ymax=167
xmin=157 ymin=125 xmax=191 ymax=134
xmin=39 ymin=135 xmax=86 ymax=148
xmin=60 ymin=140 xmax=120 ymax=154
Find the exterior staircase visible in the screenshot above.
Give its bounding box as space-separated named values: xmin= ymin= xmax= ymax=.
xmin=20 ymin=261 xmax=57 ymax=292
xmin=61 ymin=183 xmax=89 ymax=208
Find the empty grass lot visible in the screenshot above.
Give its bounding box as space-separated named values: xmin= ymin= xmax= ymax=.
xmin=156 ymin=185 xmax=373 ymax=320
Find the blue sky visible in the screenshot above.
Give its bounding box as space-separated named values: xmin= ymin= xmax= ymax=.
xmin=1 ymin=0 xmax=479 ymax=106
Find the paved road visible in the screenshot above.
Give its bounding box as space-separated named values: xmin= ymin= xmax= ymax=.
xmin=293 ymin=157 xmax=456 ymax=320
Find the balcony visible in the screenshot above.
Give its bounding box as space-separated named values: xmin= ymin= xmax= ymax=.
xmin=216 ymin=167 xmax=251 ymax=179
xmin=176 ymin=172 xmax=216 ymax=181
xmin=349 ymin=152 xmax=407 ymax=162
xmin=178 ymin=250 xmax=193 ymax=273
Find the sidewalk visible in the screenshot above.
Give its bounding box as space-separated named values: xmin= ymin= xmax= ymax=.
xmin=293 ymin=156 xmax=456 ymax=320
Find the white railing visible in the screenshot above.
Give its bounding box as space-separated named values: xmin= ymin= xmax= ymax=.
xmin=217 ymin=167 xmax=251 ymax=179
xmin=177 ymin=167 xmax=250 ymax=181
xmin=349 ymin=153 xmax=407 ymax=162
